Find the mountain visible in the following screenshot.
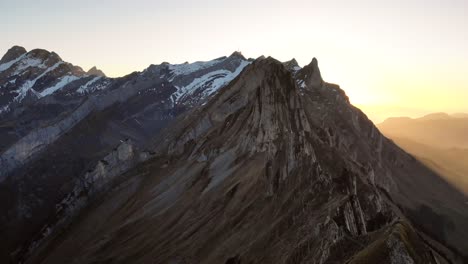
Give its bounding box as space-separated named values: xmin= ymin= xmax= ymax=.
xmin=0 ymin=46 xmax=250 ymax=261
xmin=378 ymin=113 xmax=468 ymax=149
xmin=451 ymin=113 xmax=468 ymax=119
xmin=86 ymin=66 xmax=106 ymax=77
xmin=378 ymin=114 xmax=468 ymax=194
xmin=1 ymin=47 xmax=467 ymax=263
xmin=418 ymin=112 xmax=452 ymax=121
xmin=386 ymin=137 xmax=468 ymax=194
xmin=0 ymin=46 xmax=104 ymax=114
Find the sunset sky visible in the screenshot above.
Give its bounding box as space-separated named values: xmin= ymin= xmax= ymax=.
xmin=1 ymin=0 xmax=467 ymax=123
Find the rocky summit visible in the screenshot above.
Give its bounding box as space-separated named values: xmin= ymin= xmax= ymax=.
xmin=0 ymin=46 xmax=467 ymax=264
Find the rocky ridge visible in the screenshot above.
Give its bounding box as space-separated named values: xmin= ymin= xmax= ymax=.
xmin=0 ymin=47 xmax=251 ymax=261
xmin=0 ymin=47 xmax=466 ymax=263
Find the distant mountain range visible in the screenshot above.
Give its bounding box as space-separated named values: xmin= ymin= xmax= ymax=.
xmin=1 ymin=46 xmax=467 ymax=264
xmin=378 ymin=113 xmax=468 ymax=149
xmin=378 ymin=113 xmax=468 ymax=194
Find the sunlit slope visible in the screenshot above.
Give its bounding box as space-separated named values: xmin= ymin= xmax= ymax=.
xmin=388 ymin=137 xmax=468 ymax=194
xmin=378 ymin=114 xmax=468 ymax=194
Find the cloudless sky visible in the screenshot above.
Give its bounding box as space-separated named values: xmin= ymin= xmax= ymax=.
xmin=1 ymin=0 xmax=467 ymax=122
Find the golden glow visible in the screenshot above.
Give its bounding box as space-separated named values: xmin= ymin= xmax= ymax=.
xmin=2 ymin=0 xmax=467 ymax=122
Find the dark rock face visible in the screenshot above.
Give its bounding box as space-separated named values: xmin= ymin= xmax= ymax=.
xmin=0 ymin=46 xmax=27 ymax=64
xmin=282 ymin=58 xmax=300 ymax=73
xmin=296 ymin=57 xmax=323 ymax=89
xmin=87 ymin=66 xmax=106 ymax=77
xmin=0 ymin=47 xmax=466 ymax=264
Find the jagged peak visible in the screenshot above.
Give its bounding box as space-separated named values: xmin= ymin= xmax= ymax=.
xmin=284 ymin=58 xmax=298 ymax=66
xmin=250 ymin=56 xmax=288 ymax=72
xmin=162 ymin=53 xmax=305 ymax=157
xmin=282 ymin=58 xmax=300 ymax=73
xmin=229 ymin=51 xmax=246 ymax=60
xmin=296 ymin=57 xmax=323 ymax=89
xmin=27 ymin=49 xmax=59 ymax=61
xmin=311 ymin=57 xmax=318 ymax=67
xmin=87 ymin=66 xmax=106 ymax=77
xmin=0 ymin=45 xmax=27 ymax=64
xmin=214 ymin=56 xmax=294 ymax=99
xmin=305 ymin=57 xmax=320 ymax=75
xmin=0 ymin=47 xmax=69 ymax=76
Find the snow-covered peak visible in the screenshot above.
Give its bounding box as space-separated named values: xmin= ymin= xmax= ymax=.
xmin=167 ymin=57 xmax=226 ymax=79
xmin=155 ymin=54 xmax=251 ymax=106
xmin=173 ymin=59 xmax=250 ymax=104
xmin=0 ymin=47 xmax=111 ymax=115
xmin=0 ymin=48 xmax=65 ymax=76
xmin=138 ymin=53 xmax=251 ymax=107
xmin=1 ymin=49 xmax=253 ymax=116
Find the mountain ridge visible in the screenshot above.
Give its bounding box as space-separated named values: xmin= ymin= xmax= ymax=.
xmin=378 ymin=112 xmax=468 ymax=149
xmin=381 ymin=112 xmax=468 ymax=124
xmin=0 ymin=46 xmax=252 ymax=261
xmin=0 ymin=46 xmax=467 ymax=263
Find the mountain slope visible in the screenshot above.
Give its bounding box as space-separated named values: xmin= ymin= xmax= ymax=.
xmin=19 ymin=57 xmax=468 ymax=264
xmin=0 ymin=47 xmax=251 ymax=262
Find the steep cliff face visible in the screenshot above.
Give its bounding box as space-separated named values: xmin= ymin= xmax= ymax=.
xmin=20 ymin=58 xmax=467 ymax=264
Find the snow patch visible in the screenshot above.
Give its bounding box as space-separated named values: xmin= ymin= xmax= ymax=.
xmin=76 ymin=76 xmax=103 ymax=94
xmin=34 ymin=62 xmax=64 ymax=80
xmin=12 ymin=62 xmax=65 ymax=102
xmin=297 ymin=80 xmax=307 ymax=89
xmin=173 ymin=60 xmax=250 ymax=103
xmin=168 ymin=58 xmax=225 ymax=80
xmin=14 ymin=80 xmax=37 ymax=102
xmin=0 ymin=105 xmax=9 ymax=114
xmin=39 ymin=75 xmax=81 ymax=97
xmin=14 ymin=56 xmax=47 ymax=74
xmin=0 ymin=53 xmax=27 ymax=72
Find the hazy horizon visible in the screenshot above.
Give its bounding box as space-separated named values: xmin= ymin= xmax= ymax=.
xmin=2 ymin=0 xmax=468 ymax=122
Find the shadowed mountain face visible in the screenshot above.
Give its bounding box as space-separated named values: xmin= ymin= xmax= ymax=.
xmin=0 ymin=47 xmax=250 ymax=261
xmin=1 ymin=47 xmax=467 ymax=264
xmin=378 ymin=114 xmax=468 ymax=194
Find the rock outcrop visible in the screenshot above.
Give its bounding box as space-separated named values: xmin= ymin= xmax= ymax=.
xmin=87 ymin=66 xmax=106 ymax=77
xmin=0 ymin=45 xmax=27 ymax=64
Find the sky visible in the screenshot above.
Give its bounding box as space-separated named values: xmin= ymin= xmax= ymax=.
xmin=1 ymin=0 xmax=467 ymax=123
